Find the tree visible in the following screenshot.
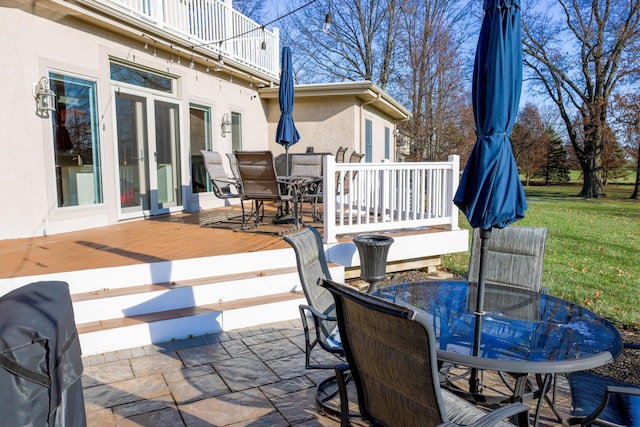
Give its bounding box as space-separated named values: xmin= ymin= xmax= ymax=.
xmin=611 ymin=93 xmax=640 ymax=198
xmin=521 ymin=0 xmax=640 ymax=198
xmin=279 ymin=0 xmax=476 ymax=162
xmin=281 ymin=0 xmax=399 ymax=88
xmin=541 ymin=126 xmax=571 ymax=184
xmin=232 ymin=0 xmax=266 ymax=22
xmin=511 ymin=103 xmax=549 ymax=185
xmin=396 ymin=0 xmax=474 ymax=161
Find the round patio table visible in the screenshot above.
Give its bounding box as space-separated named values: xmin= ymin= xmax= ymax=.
xmin=373 ymin=280 xmax=623 ymax=425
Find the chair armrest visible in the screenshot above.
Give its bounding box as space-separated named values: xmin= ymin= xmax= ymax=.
xmin=581 ymin=385 xmax=640 ymax=426
xmin=299 ymin=304 xmax=334 ymax=321
xmin=212 ymin=176 xmax=239 ymax=185
xmin=437 ymin=402 xmax=529 ymax=427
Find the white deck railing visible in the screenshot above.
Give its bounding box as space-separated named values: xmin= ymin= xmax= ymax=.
xmin=87 ymin=0 xmax=279 ymax=78
xmin=322 ymin=156 xmax=460 ymax=243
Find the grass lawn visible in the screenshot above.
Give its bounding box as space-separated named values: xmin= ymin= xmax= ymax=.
xmin=442 ymin=181 xmax=640 ymax=329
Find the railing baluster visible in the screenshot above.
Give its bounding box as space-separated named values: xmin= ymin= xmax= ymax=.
xmin=322 ymin=156 xmax=461 ymax=243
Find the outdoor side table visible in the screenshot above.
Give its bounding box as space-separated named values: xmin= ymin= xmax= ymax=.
xmin=0 ymin=281 xmax=86 ymax=426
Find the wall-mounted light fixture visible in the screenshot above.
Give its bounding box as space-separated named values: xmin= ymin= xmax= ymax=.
xmin=220 ymin=113 xmax=232 ymax=137
xmin=33 ymin=77 xmax=56 ymax=114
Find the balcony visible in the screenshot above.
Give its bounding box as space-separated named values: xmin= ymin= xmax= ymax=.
xmin=83 ymin=0 xmax=280 ymax=80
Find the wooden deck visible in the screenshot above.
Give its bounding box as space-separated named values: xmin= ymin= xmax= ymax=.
xmin=0 ymin=205 xmax=443 ymax=280
xmin=0 ymin=207 xmax=295 ymax=279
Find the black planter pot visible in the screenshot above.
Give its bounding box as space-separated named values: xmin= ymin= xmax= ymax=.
xmin=353 ymin=234 xmax=394 ymax=294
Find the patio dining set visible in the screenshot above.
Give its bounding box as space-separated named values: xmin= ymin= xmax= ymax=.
xmin=200 ymin=146 xmax=364 ymax=234
xmin=283 ymin=225 xmax=640 ymax=427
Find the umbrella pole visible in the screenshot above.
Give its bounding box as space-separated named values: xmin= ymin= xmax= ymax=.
xmin=470 ymin=227 xmax=491 ymax=394
xmin=285 ymin=145 xmax=290 ymax=176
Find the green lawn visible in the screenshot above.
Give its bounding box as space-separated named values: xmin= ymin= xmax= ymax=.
xmin=442 ymin=182 xmax=640 ymax=329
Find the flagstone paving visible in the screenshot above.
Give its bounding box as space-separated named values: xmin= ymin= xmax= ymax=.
xmin=81 ymin=318 xmax=571 ymax=426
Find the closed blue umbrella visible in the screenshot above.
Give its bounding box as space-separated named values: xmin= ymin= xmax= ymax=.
xmin=453 ymin=0 xmax=528 ymax=393
xmin=275 ymin=46 xmax=300 ymax=175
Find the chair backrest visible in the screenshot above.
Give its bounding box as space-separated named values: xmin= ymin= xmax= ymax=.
xmin=337 ymin=151 xmax=365 ymax=195
xmin=234 ymin=150 xmax=282 ymax=200
xmin=335 ymin=146 xmax=348 ymax=163
xmin=349 ymin=151 xmax=365 ymax=163
xmin=226 ymin=152 xmax=241 ymax=180
xmin=201 ymin=150 xmax=230 ymax=180
xmin=468 ymin=226 xmax=548 ymax=292
xmin=321 ymin=279 xmax=449 ymax=426
xmin=200 ymin=150 xmax=241 ymax=199
xmin=283 ymin=227 xmax=335 ymax=342
xmin=290 ymin=154 xmax=323 ymax=178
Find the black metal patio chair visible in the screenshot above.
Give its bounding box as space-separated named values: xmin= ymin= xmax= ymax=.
xmin=454 ymin=226 xmax=554 ymax=424
xmin=234 ymin=150 xmax=295 ymax=231
xmin=284 ymin=226 xmax=350 ymax=416
xmin=283 ymin=226 xmax=343 ymax=370
xmin=290 ymin=154 xmax=324 ymax=222
xmin=200 ymin=150 xmax=247 ymax=223
xmin=321 ymin=278 xmax=530 ymax=427
xmin=566 ymin=371 xmax=640 ymax=427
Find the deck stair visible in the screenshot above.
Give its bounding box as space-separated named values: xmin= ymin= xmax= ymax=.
xmin=2 ymin=248 xmax=344 ymax=356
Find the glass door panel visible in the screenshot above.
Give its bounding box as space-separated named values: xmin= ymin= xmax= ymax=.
xmin=154 ymin=101 xmax=181 ymax=208
xmin=116 ymin=93 xmax=150 ymax=214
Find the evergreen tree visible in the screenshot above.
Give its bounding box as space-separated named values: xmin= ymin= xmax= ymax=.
xmin=541 ymin=127 xmax=570 ymax=184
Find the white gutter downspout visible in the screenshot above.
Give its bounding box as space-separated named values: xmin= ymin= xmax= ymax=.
xmin=359 ymin=92 xmax=381 ymax=154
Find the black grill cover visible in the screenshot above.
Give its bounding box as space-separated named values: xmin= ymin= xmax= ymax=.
xmin=0 ymin=281 xmax=85 ymax=426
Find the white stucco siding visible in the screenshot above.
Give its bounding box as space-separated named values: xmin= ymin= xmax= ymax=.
xmin=0 ymin=5 xmax=269 ymax=239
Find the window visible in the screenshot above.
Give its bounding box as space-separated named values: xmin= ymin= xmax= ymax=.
xmin=231 ymin=111 xmax=242 ymax=151
xmin=49 ymin=73 xmax=102 ymax=207
xmin=109 ymin=61 xmax=175 ymax=94
xmin=385 ymin=126 xmax=391 ymax=160
xmin=190 ymin=105 xmax=212 ymax=193
xmin=365 ymin=119 xmax=373 ymax=162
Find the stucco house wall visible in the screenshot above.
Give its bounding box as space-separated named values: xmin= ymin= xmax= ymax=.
xmin=0 ymin=2 xmax=408 ymax=240
xmin=262 ymin=84 xmax=408 ymax=162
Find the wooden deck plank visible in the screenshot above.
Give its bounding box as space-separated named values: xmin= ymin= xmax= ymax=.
xmin=0 ymin=205 xmax=444 ymax=280
xmin=0 ymin=207 xmax=292 ymax=279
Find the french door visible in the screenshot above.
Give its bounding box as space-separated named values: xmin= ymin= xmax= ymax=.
xmin=115 ymin=90 xmax=182 ymax=218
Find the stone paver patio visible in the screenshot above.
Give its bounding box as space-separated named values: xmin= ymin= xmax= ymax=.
xmin=81 ymin=318 xmax=572 ymax=426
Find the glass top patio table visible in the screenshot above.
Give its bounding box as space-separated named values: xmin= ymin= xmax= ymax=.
xmin=373 ymin=280 xmax=623 ymax=374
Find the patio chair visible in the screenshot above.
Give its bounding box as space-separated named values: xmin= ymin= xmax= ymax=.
xmin=283 ymin=226 xmax=348 ymax=416
xmin=226 ymin=152 xmax=241 ymax=181
xmin=234 ymin=150 xmax=294 ymax=231
xmin=282 ymin=226 xmax=343 ymax=370
xmin=464 ymin=226 xmax=553 ymax=422
xmin=290 ymin=154 xmax=324 ymax=222
xmin=566 ymin=371 xmax=640 ymax=427
xmin=336 ymin=150 xmax=365 ymax=197
xmin=200 ymin=150 xmax=246 ymax=222
xmin=468 ymin=226 xmax=548 ymax=292
xmin=321 ymin=278 xmax=530 ymax=427
xmin=348 ymin=151 xmax=364 ymax=163
xmin=335 ymin=146 xmax=348 ymax=163
xmin=200 ymin=150 xmax=242 ymax=199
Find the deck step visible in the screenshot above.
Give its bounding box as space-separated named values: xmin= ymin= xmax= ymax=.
xmin=71 ymin=266 xmax=302 ymax=324
xmin=72 ymin=261 xmax=345 ymax=355
xmin=77 ymin=291 xmax=305 ymax=355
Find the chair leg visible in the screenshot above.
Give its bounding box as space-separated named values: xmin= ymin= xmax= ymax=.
xmin=335 ymin=364 xmax=350 ymax=427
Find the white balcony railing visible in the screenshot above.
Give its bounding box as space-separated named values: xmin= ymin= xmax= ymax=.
xmin=90 ymin=0 xmax=280 ymax=78
xmin=322 ymin=156 xmax=461 ymax=243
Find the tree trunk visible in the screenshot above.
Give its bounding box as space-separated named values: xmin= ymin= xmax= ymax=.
xmin=631 ymin=148 xmax=640 ymax=199
xmin=579 ymin=155 xmax=606 ymax=198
